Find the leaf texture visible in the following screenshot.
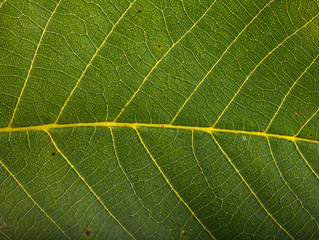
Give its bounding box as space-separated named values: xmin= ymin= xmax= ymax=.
xmin=0 ymin=0 xmax=319 ymax=239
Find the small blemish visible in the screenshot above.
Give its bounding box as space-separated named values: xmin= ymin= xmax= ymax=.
xmin=244 ymin=33 xmax=253 ymax=45
xmin=295 ymin=112 xmax=299 ymax=116
xmin=242 ymin=135 xmax=247 ymax=141
xmin=0 ymin=218 xmax=6 ymax=229
xmin=182 ymin=230 xmax=186 ymax=236
xmin=85 ymin=230 xmax=91 ymax=236
xmin=310 ymin=134 xmax=313 ymax=137
xmin=51 ymin=152 xmax=56 ymax=156
xmin=46 ymin=229 xmax=50 ymax=232
xmin=157 ymin=44 xmax=162 ymax=48
xmin=137 ymin=9 xmax=142 ymax=13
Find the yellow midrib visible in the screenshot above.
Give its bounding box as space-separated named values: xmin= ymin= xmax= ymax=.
xmin=0 ymin=121 xmax=317 ymax=145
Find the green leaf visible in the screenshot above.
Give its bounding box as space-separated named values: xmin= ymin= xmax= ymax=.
xmin=0 ymin=0 xmax=318 ymax=239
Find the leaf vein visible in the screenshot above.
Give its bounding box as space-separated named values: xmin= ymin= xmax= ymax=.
xmin=265 ymin=54 xmax=319 ymax=132
xmin=295 ymin=107 xmax=319 ymax=137
xmin=210 ymin=133 xmax=295 ymax=240
xmin=294 ymin=141 xmax=319 ymax=180
xmin=45 ymin=130 xmax=136 ymax=240
xmin=110 ymin=127 xmax=157 ymax=234
xmin=55 ymin=0 xmax=138 ymax=123
xmin=267 ymin=138 xmax=319 ymax=229
xmin=1 ymin=122 xmax=318 ymax=145
xmin=170 ymin=0 xmax=275 ymax=124
xmin=135 ymin=128 xmax=216 ymax=239
xmin=113 ymin=0 xmax=219 ymax=122
xmin=212 ymin=12 xmax=319 ymax=128
xmin=8 ymin=0 xmax=63 ymax=127
xmin=0 ymin=0 xmax=8 ymax=9
xmin=0 ymin=158 xmax=70 ymax=240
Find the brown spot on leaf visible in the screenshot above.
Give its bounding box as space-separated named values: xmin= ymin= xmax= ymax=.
xmin=85 ymin=230 xmax=91 ymax=236
xmin=137 ymin=9 xmax=142 ymax=13
xmin=244 ymin=33 xmax=253 ymax=45
xmin=51 ymin=152 xmax=56 ymax=156
xmin=295 ymin=112 xmax=299 ymax=116
xmin=310 ymin=134 xmax=313 ymax=137
xmin=0 ymin=218 xmax=6 ymax=229
xmin=157 ymin=44 xmax=162 ymax=48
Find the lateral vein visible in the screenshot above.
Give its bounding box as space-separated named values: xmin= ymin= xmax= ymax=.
xmin=8 ymin=0 xmax=63 ymax=127
xmin=212 ymin=12 xmax=319 ymax=128
xmin=0 ymin=158 xmax=70 ymax=239
xmin=135 ymin=128 xmax=216 ymax=239
xmin=55 ymin=0 xmax=137 ymax=123
xmin=113 ymin=0 xmax=218 ymax=122
xmin=210 ymin=133 xmax=295 ymax=240
xmin=170 ymin=0 xmax=274 ymax=124
xmin=45 ymin=130 xmax=136 ymax=240
xmin=265 ymin=54 xmax=319 ymax=132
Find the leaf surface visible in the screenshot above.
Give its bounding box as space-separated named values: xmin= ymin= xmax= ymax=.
xmin=0 ymin=0 xmax=319 ymax=239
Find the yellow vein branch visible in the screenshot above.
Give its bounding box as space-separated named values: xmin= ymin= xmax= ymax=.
xmin=113 ymin=0 xmax=218 ymax=122
xmin=170 ymin=0 xmax=274 ymax=124
xmin=265 ymin=54 xmax=319 ymax=132
xmin=45 ymin=130 xmax=136 ymax=240
xmin=55 ymin=0 xmax=137 ymax=123
xmin=8 ymin=0 xmax=63 ymax=127
xmin=212 ymin=12 xmax=319 ymax=128
xmin=295 ymin=107 xmax=319 ymax=137
xmin=294 ymin=141 xmax=319 ymax=180
xmin=0 ymin=0 xmax=8 ymax=9
xmin=135 ymin=128 xmax=216 ymax=239
xmin=0 ymin=122 xmax=318 ymax=145
xmin=0 ymin=230 xmax=12 ymax=240
xmin=109 ymin=127 xmax=155 ymax=233
xmin=0 ymin=158 xmax=70 ymax=240
xmin=191 ymin=130 xmax=213 ymax=190
xmin=210 ymin=133 xmax=295 ymax=240
xmin=267 ymin=138 xmax=319 ymax=227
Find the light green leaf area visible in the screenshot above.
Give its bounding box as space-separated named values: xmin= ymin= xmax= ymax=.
xmin=0 ymin=0 xmax=319 ymax=239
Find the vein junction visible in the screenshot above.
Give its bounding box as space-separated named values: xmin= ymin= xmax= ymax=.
xmin=0 ymin=122 xmax=317 ymax=144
